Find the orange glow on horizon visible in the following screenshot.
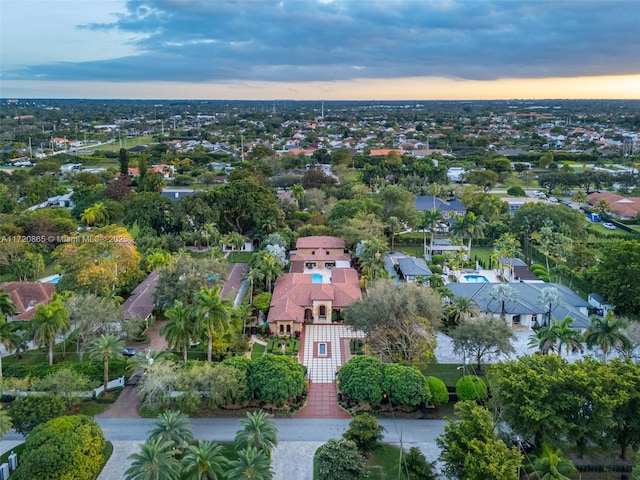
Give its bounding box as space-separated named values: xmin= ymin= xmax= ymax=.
xmin=3 ymin=74 xmax=639 ymax=100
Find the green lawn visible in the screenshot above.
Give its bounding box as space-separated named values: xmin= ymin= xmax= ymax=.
xmin=421 ymin=363 xmax=465 ymax=388
xmin=251 ymin=342 xmax=265 ymax=359
xmin=395 ymin=245 xmax=424 ymax=257
xmin=88 ymin=136 xmax=156 ymax=153
xmin=365 ymin=443 xmax=411 ymax=480
xmin=226 ymin=251 xmax=253 ymax=263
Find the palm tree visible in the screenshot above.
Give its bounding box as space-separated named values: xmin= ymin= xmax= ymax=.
xmin=0 ymin=408 xmax=12 ymax=438
xmin=528 ymin=326 xmax=558 ymax=355
xmin=88 ymin=334 xmax=125 ymax=394
xmin=256 ymin=253 xmax=283 ymax=293
xmin=227 ymin=447 xmax=273 ymax=480
xmin=526 ymin=444 xmax=577 ymax=480
xmin=194 ymin=286 xmax=232 ymax=362
xmin=161 ymin=300 xmax=196 ymax=363
xmin=31 ymin=298 xmax=70 ymax=366
xmin=234 ymin=410 xmax=278 ymax=458
xmin=290 ymin=183 xmax=304 ymax=206
xmin=80 ymin=202 xmax=108 ymax=227
xmin=0 ymin=320 xmax=21 ymax=383
xmin=387 ymin=216 xmax=402 ymax=250
xmin=148 ymin=411 xmax=194 ymax=450
xmin=571 ymin=188 xmax=588 ymax=205
xmin=550 ymin=317 xmax=583 ymax=359
xmin=0 ymin=290 xmax=15 ymax=318
xmin=450 ymin=212 xmax=484 ymax=259
xmin=538 ymin=287 xmax=562 ymax=327
xmin=225 ymin=231 xmax=245 ymax=253
xmin=182 ymin=441 xmax=228 ymax=480
xmin=124 ymin=437 xmax=181 ymax=480
xmin=584 ymin=312 xmax=631 ymax=362
xmin=245 ymin=268 xmax=264 ymax=304
xmin=480 ymin=194 xmax=505 ymax=223
xmin=443 ymin=296 xmax=478 ymax=329
xmin=490 ymin=284 xmax=518 ymax=321
xmin=201 ymin=223 xmax=220 ymax=250
xmin=421 ymin=208 xmax=444 ymax=259
xmin=593 ymin=198 xmax=612 ymax=218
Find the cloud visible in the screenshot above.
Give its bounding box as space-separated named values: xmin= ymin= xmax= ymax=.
xmin=5 ymin=0 xmax=640 ymax=83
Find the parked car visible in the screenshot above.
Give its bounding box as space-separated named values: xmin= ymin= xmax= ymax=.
xmin=602 ymin=222 xmax=616 ymax=230
xmin=122 ymin=347 xmax=137 ymax=357
xmin=532 ymin=190 xmax=546 ymax=198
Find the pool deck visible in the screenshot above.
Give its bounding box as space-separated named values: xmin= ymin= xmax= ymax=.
xmin=454 ymin=269 xmax=500 ymax=283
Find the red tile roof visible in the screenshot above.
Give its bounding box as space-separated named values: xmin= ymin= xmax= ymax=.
xmin=0 ymin=282 xmax=56 ymax=320
xmin=587 ymin=192 xmax=640 ymax=219
xmin=296 ymin=236 xmax=345 ymax=250
xmin=267 ymin=269 xmax=362 ymax=324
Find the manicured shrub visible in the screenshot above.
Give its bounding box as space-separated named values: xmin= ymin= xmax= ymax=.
xmin=429 ymin=264 xmax=443 ymax=275
xmin=221 ymin=356 xmax=252 ymax=373
xmin=248 ymin=354 xmax=305 ymax=404
xmin=343 ymin=413 xmax=386 ymax=453
xmin=382 ymin=363 xmax=430 ymax=406
xmin=9 ymin=394 xmax=66 ymax=435
xmin=315 ymin=439 xmax=366 ymax=480
xmin=431 ymin=254 xmax=445 ymax=265
xmin=455 ymin=375 xmax=488 ymax=402
xmin=426 ymin=376 xmax=449 ymax=406
xmin=13 ymin=415 xmax=105 ymax=480
xmin=337 ymin=356 xmax=384 ymax=404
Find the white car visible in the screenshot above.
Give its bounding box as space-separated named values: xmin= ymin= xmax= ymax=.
xmin=532 ymin=191 xmax=546 ymax=198
xmin=602 ymin=222 xmax=616 ymax=230
xmin=548 ymin=197 xmax=558 ymax=203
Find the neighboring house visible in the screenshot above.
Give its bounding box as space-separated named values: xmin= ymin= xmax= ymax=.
xmin=586 ymin=192 xmax=640 ymax=219
xmin=396 ymin=256 xmax=432 ymax=282
xmin=414 ymin=195 xmax=466 ymax=218
xmin=0 ymin=282 xmax=56 ymax=321
xmin=268 ymin=236 xmax=361 ymax=336
xmin=122 ymin=270 xmax=159 ymax=322
xmin=502 ymin=196 xmax=546 ymax=215
xmin=447 ymin=282 xmax=590 ymax=330
xmin=428 ymin=239 xmax=466 ymax=257
xmin=160 ymin=188 xmax=201 ymax=201
xmin=588 ymin=293 xmax=616 ymax=317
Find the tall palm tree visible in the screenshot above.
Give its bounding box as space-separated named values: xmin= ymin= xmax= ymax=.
xmin=549 ymin=317 xmax=583 ymax=359
xmin=161 ymin=300 xmax=196 ymax=363
xmin=245 ymin=268 xmax=264 ymax=305
xmin=0 ymin=321 xmax=21 ymax=383
xmin=234 ymin=410 xmax=278 ymax=459
xmin=584 ymin=312 xmax=631 ymax=362
xmin=201 ymin=223 xmax=220 ymax=250
xmin=0 ymin=290 xmax=15 ymax=318
xmin=194 ymin=286 xmax=232 ymax=362
xmin=526 ymin=444 xmax=577 ymax=480
xmin=31 ymin=298 xmax=70 ymax=366
xmin=451 ymin=212 xmax=484 ymax=259
xmin=182 ymin=441 xmax=228 ymax=480
xmin=256 ymin=253 xmax=283 ymax=293
xmin=593 ymin=198 xmax=612 ymax=218
xmin=422 ymin=208 xmax=444 ymax=259
xmin=528 ymin=326 xmax=558 ymax=356
xmin=88 ymin=334 xmax=125 ymax=394
xmin=225 ymin=231 xmax=245 ymax=253
xmin=124 ymin=437 xmax=181 ymax=480
xmin=571 ymin=188 xmax=588 ymax=205
xmin=227 ymin=447 xmax=273 ymax=480
xmin=387 ymin=216 xmax=402 ymax=250
xmin=148 ymin=411 xmax=194 ymax=450
xmin=290 ymin=183 xmax=304 ymax=206
xmin=480 ymin=194 xmax=505 ymax=223
xmin=538 ymin=287 xmax=562 ymax=327
xmin=490 ymin=284 xmax=518 ymax=321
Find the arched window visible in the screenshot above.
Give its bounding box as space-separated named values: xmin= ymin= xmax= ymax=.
xmin=279 ymin=324 xmax=284 ymax=334
xmin=304 ymin=308 xmax=313 ymax=320
xmin=319 ymin=305 xmax=326 ymax=316
xmin=286 ymin=325 xmax=291 ymax=333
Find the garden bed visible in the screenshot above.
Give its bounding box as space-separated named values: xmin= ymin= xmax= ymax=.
xmin=266 ymin=337 xmax=300 ymax=355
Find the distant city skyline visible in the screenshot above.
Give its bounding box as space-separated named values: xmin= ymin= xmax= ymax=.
xmin=2 ymin=1 xmax=639 ymax=100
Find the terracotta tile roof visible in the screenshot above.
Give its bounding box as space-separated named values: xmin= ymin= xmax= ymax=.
xmin=587 ymin=192 xmax=640 ymax=218
xmin=370 ymin=149 xmax=403 ymax=156
xmin=0 ymin=282 xmax=56 ymax=320
xmin=295 ymin=236 xmax=345 ymax=250
xmin=267 ymin=269 xmax=361 ymax=324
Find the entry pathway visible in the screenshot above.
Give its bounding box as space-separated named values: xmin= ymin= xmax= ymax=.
xmin=295 ymin=324 xmax=364 ymax=418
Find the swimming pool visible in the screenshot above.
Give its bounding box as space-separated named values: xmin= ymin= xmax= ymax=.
xmin=46 ymin=275 xmax=63 ymax=284
xmin=311 ymin=273 xmax=323 ymax=284
xmin=464 ymin=274 xmax=489 ymax=283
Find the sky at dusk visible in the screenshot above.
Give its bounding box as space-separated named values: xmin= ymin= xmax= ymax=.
xmin=1 ymin=0 xmax=639 ymax=100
